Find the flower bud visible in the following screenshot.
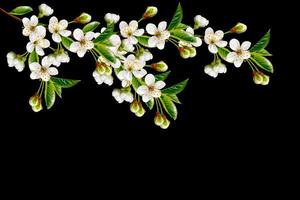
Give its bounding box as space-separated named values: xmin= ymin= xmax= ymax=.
xmin=253 ymin=72 xmax=263 ymax=85
xmin=104 ymin=13 xmax=120 ymax=24
xmin=32 ymin=102 xmax=43 ymax=113
xmin=151 ymin=61 xmax=168 ymax=72
xmin=160 ymin=115 xmax=170 ymax=129
xmin=96 ymin=63 xmax=106 ymax=75
xmin=179 ymin=47 xmax=190 ymax=59
xmin=194 ymin=15 xmax=209 ymax=29
xmin=143 ymin=6 xmax=158 ymax=19
xmin=105 ymin=66 xmax=112 ymax=75
xmin=29 ymin=94 xmax=40 ymax=107
xmin=230 ymin=22 xmax=247 ymax=34
xmin=188 ymin=48 xmax=197 ymax=58
xmin=135 ymin=106 xmax=145 ymax=117
xmin=154 ymin=112 xmax=164 ymax=126
xmin=130 ymin=100 xmax=140 ymax=113
xmin=38 ymin=3 xmax=54 ymax=18
xmin=75 ymin=12 xmax=92 ymax=24
xmin=261 ymin=74 xmax=270 ymax=86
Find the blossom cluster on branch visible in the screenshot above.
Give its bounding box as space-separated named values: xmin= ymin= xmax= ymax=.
xmin=2 ymin=3 xmax=273 ymax=129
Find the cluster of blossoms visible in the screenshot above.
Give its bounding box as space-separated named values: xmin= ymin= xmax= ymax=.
xmin=4 ymin=3 xmax=273 ymax=129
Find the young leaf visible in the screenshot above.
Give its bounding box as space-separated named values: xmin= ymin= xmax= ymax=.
xmin=9 ymin=6 xmax=33 ymax=16
xmin=176 ymin=23 xmax=189 ymax=30
xmin=218 ymin=47 xmax=230 ymax=60
xmin=100 ymin=40 xmax=114 ymax=47
xmin=51 ymin=77 xmax=81 ymax=88
xmin=251 ymin=54 xmax=274 ymax=73
xmin=94 ymin=43 xmax=116 ymax=63
xmin=93 ymin=24 xmax=114 ymax=43
xmin=83 ymin=21 xmax=100 ymax=33
xmin=171 ymin=30 xmax=196 ymax=43
xmin=44 ymin=81 xmax=56 ymax=110
xmin=146 ymin=99 xmax=154 ymax=110
xmin=167 ymin=94 xmax=181 ymax=104
xmin=250 ymin=30 xmax=271 ymax=52
xmin=162 ymin=79 xmax=189 ymax=95
xmin=160 ymin=95 xmax=178 ymax=120
xmin=137 ymin=36 xmax=150 ymax=47
xmin=131 ymin=76 xmax=142 ymax=91
xmin=54 ymin=84 xmax=62 ymax=99
xmin=168 ymin=3 xmax=183 ymax=30
xmin=61 ymin=36 xmax=74 ymax=50
xmin=155 ymin=71 xmax=171 ymax=81
xmin=28 ymin=51 xmax=39 ymax=65
xmin=257 ymin=49 xmax=272 ymax=57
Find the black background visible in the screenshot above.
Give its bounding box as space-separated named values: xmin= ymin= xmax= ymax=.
xmin=0 ymin=0 xmax=295 ymax=149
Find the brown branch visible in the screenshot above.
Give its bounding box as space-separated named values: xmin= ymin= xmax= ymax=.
xmin=0 ymin=7 xmax=22 ymax=22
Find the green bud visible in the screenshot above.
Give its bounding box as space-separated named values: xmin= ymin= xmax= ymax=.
xmin=151 ymin=61 xmax=168 ymax=72
xmin=143 ymin=6 xmax=158 ymax=19
xmin=105 ymin=66 xmax=112 ymax=75
xmin=96 ymin=64 xmax=106 ymax=75
xmin=154 ymin=112 xmax=164 ymax=126
xmin=188 ymin=48 xmax=197 ymax=58
xmin=135 ymin=106 xmax=145 ymax=117
xmin=130 ymin=100 xmax=140 ymax=113
xmin=261 ymin=74 xmax=270 ymax=86
xmin=160 ymin=115 xmax=170 ymax=129
xmin=32 ymin=102 xmax=43 ymax=113
xmin=75 ymin=12 xmax=92 ymax=24
xmin=230 ymin=22 xmax=247 ymax=34
xmin=253 ymin=72 xmax=263 ymax=85
xmin=179 ymin=47 xmax=190 ymax=59
xmin=29 ymin=94 xmax=40 ymax=107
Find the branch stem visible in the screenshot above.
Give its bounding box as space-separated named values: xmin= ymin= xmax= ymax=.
xmin=0 ymin=7 xmax=22 ymax=22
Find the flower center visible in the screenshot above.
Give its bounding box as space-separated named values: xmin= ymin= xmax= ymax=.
xmin=30 ymin=26 xmax=36 ymax=32
xmin=80 ymin=39 xmax=87 ymax=46
xmin=236 ymin=49 xmax=243 ymax=56
xmin=40 ymin=67 xmax=48 ymax=73
xmin=155 ymin=31 xmax=162 ymax=38
xmin=149 ymin=85 xmax=155 ymax=92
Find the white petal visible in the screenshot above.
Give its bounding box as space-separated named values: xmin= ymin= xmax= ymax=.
xmin=205 ymin=27 xmax=214 ymax=36
xmin=137 ymin=85 xmax=148 ymax=95
xmin=49 ymin=16 xmax=58 ymax=25
xmin=156 ymin=40 xmax=166 ymax=50
xmin=22 ymin=17 xmax=30 ymax=26
xmin=109 ymin=35 xmax=121 ymax=46
xmin=60 ymin=30 xmax=71 ymax=37
xmin=70 ymin=42 xmax=80 ymax=52
xmin=226 ymin=52 xmax=238 ymax=63
xmin=77 ymin=49 xmax=87 ymax=57
xmin=193 ymin=37 xmax=202 ymax=47
xmin=30 ymin=71 xmax=40 ymax=80
xmin=29 ymin=62 xmax=41 ymax=71
xmin=155 ymin=81 xmax=166 ymax=90
xmin=129 ymin=20 xmax=138 ymax=30
xmin=15 ymin=62 xmax=25 ymax=72
xmin=22 ymin=27 xmax=31 ymax=37
xmin=111 ymin=59 xmax=121 ymax=68
xmin=128 ymin=36 xmax=138 ymax=45
xmin=146 ymin=23 xmax=157 ymax=35
xmin=133 ymin=69 xmax=146 ymax=78
xmin=39 ymin=39 xmax=50 ymax=48
xmin=42 ymin=56 xmax=51 ymax=67
xmin=241 ymin=41 xmax=251 ymax=50
xmin=134 ymin=29 xmax=144 ymax=37
xmin=30 ymin=15 xmax=38 ymax=26
xmin=242 ymin=51 xmax=251 ymax=59
xmin=41 ymin=73 xmax=50 ymax=82
xmin=52 ymin=33 xmax=61 ymax=43
xmin=214 ymin=30 xmax=224 ymax=40
xmin=208 ymin=44 xmax=218 ymax=54
xmin=145 ymin=74 xmax=155 ymax=86
xmin=59 ymin=20 xmax=68 ymax=29
xmin=26 ymin=42 xmax=35 ymax=53
xmin=73 ymin=29 xmax=84 ymax=41
xmin=48 ymin=67 xmax=58 ymax=76
xmin=186 ymin=27 xmax=194 ymax=35
xmin=158 ymin=21 xmax=167 ymax=31
xmin=216 ymin=40 xmax=227 ymax=48
xmin=35 ymin=47 xmax=44 ymax=56
xmin=85 ymin=32 xmax=95 ymax=41
xmin=234 ymin=59 xmax=243 ymax=68
xmin=142 ymin=94 xmax=152 ymax=103
xmin=85 ymin=41 xmax=94 ymax=49
xmin=229 ymin=39 xmax=240 ymax=51
xmin=148 ymin=36 xmax=158 ymax=47
xmin=119 ymin=21 xmax=128 ymax=31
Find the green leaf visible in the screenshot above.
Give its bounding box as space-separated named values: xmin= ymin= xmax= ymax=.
xmin=155 ymin=71 xmax=171 ymax=81
xmin=28 ymin=51 xmax=39 ymax=65
xmin=93 ymin=24 xmax=114 ymax=43
xmin=168 ymin=3 xmax=183 ymax=30
xmin=171 ymin=30 xmax=196 ymax=43
xmin=100 ymin=40 xmax=114 ymax=47
xmin=131 ymin=76 xmax=142 ymax=91
xmin=176 ymin=23 xmax=189 ymax=30
xmin=160 ymin=95 xmax=178 ymax=120
xmin=250 ymin=30 xmax=271 ymax=52
xmin=9 ymin=6 xmax=33 ymax=16
xmin=146 ymin=99 xmax=154 ymax=110
xmin=257 ymin=49 xmax=272 ymax=57
xmin=54 ymin=84 xmax=62 ymax=99
xmin=137 ymin=36 xmax=150 ymax=47
xmin=218 ymin=47 xmax=230 ymax=60
xmin=83 ymin=21 xmax=100 ymax=33
xmin=51 ymin=77 xmax=81 ymax=88
xmin=167 ymin=94 xmax=181 ymax=104
xmin=44 ymin=81 xmax=56 ymax=110
xmin=251 ymin=54 xmax=274 ymax=73
xmin=162 ymin=79 xmax=189 ymax=95
xmin=94 ymin=43 xmax=116 ymax=63
xmin=61 ymin=36 xmax=74 ymax=50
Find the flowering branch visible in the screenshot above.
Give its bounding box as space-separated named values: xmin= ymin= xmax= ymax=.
xmin=0 ymin=7 xmax=22 ymax=22
xmin=1 ymin=3 xmax=273 ymax=129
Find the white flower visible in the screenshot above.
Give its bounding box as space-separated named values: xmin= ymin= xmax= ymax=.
xmin=204 ymin=27 xmax=227 ymax=54
xmin=112 ymin=89 xmax=134 ymax=104
xmin=122 ymin=39 xmax=135 ymax=52
xmin=119 ymin=20 xmax=144 ymax=46
xmin=179 ymin=27 xmax=202 ymax=47
xmin=227 ymin=39 xmax=251 ymax=68
xmin=48 ymin=50 xmax=70 ymax=67
xmin=26 ymin=34 xmax=50 ymax=56
xmin=70 ymin=29 xmax=94 ymax=57
xmin=22 ymin=15 xmax=46 ymax=41
xmin=137 ymin=74 xmax=166 ymax=103
xmin=204 ymin=62 xmax=227 ymax=78
xmin=92 ymin=71 xmax=113 ymax=86
xmin=117 ymin=54 xmax=147 ymax=87
xmin=194 ymin=15 xmax=209 ymax=28
xmin=48 ymin=16 xmax=71 ymax=43
xmin=29 ymin=57 xmax=58 ymax=81
xmin=6 ymin=52 xmax=25 ymax=72
xmin=104 ymin=13 xmax=120 ymax=24
xmin=146 ymin=21 xmax=170 ymax=50
xmin=38 ymin=4 xmax=54 ymax=17
xmin=138 ymin=49 xmax=153 ymax=62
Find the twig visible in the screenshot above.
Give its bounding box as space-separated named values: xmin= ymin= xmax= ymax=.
xmin=0 ymin=7 xmax=22 ymax=22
